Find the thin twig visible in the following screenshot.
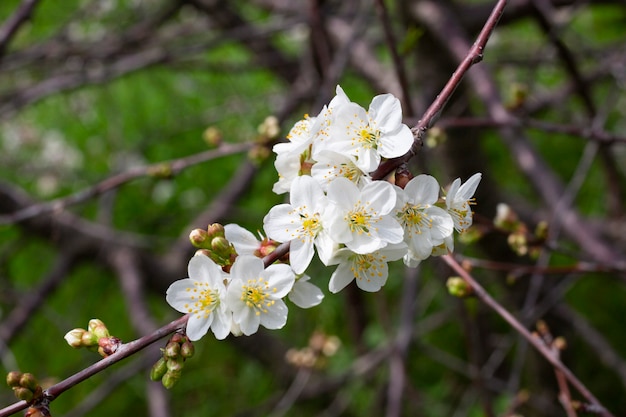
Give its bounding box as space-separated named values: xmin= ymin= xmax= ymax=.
xmin=441 ymin=254 xmax=614 ymax=417
xmin=371 ymin=0 xmax=507 ymax=180
xmin=0 ymin=142 xmax=251 ymax=225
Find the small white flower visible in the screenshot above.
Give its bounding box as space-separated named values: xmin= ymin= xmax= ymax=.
xmin=272 ymin=116 xmax=319 ymax=194
xmin=289 ymin=274 xmax=324 ymax=308
xmin=225 ymin=255 xmax=295 ymax=336
xmin=325 ymin=177 xmax=404 ymax=254
xmin=327 ymin=244 xmax=407 ymax=293
xmin=264 ymin=176 xmax=335 ymax=273
xmin=446 ymin=173 xmax=482 ymax=232
xmin=166 ymin=255 xmax=231 ymax=341
xmin=326 ymin=93 xmax=413 ymax=172
xmin=395 ymin=175 xmax=454 ymax=264
xmin=310 ymin=150 xmax=371 ymax=191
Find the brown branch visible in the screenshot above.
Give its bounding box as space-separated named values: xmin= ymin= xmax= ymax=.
xmin=0 ymin=0 xmax=41 ymax=59
xmin=0 ymin=315 xmax=189 ymax=417
xmin=371 ymin=0 xmax=507 ymax=180
xmin=0 ymin=141 xmax=251 ymax=225
xmin=441 ymin=254 xmax=614 ymax=417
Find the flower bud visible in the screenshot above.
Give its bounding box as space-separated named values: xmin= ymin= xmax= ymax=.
xmin=170 ymin=333 xmax=185 ymax=344
xmin=88 ymin=319 xmax=110 ymax=339
xmin=97 ymin=336 xmax=121 ymax=357
xmin=180 ymin=341 xmax=195 ymax=359
xmin=164 ymin=341 xmax=181 ymax=359
xmin=189 ymin=229 xmax=209 ymax=248
xmin=206 ymin=223 xmax=225 ymax=239
xmin=6 ymin=371 xmax=22 ymax=387
xmin=446 ymin=277 xmax=472 ymax=298
xmin=203 ymin=126 xmax=222 ymax=147
xmin=166 ymin=358 xmax=184 ymax=373
xmin=19 ymin=373 xmax=39 ymax=392
xmin=161 ymin=370 xmax=181 ymax=389
xmin=81 ymin=331 xmax=98 ymax=347
xmin=64 ymin=328 xmax=86 ymax=348
xmin=258 ymin=116 xmax=280 ymax=141
xmin=211 ymin=237 xmax=233 ymax=259
xmin=24 ymin=406 xmax=47 ymax=417
xmin=150 ymin=357 xmax=168 ymax=382
xmin=13 ymin=387 xmax=34 ymax=402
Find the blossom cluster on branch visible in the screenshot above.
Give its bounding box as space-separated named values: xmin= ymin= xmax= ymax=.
xmin=165 ymin=86 xmax=481 ymax=342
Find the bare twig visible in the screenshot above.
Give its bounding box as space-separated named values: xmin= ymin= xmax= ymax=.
xmin=0 ymin=141 xmax=251 ymax=225
xmin=441 ymin=254 xmax=614 ymax=417
xmin=371 ymin=0 xmax=507 ymax=180
xmin=0 ymin=0 xmax=41 ymax=59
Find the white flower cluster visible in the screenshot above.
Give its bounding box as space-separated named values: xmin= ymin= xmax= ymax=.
xmin=166 ymin=86 xmax=481 ymax=341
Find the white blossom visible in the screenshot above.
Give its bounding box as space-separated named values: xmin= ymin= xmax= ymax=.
xmin=446 ymin=173 xmax=482 ymax=232
xmin=166 ymin=254 xmax=231 ymax=341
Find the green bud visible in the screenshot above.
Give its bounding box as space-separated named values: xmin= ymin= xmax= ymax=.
xmin=161 ymin=369 xmax=181 ymax=389
xmin=19 ymin=373 xmax=38 ymax=392
xmin=6 ymin=371 xmax=22 ymax=387
xmin=164 ymin=342 xmax=181 ymax=359
xmin=170 ymin=333 xmax=185 ymax=344
xmin=13 ymin=387 xmax=34 ymax=402
xmin=64 ymin=328 xmax=85 ymax=348
xmin=166 ymin=358 xmax=185 ymax=373
xmin=446 ymin=277 xmax=472 ymax=298
xmin=180 ymin=341 xmax=195 ymax=359
xmin=150 ymin=357 xmax=168 ymax=382
xmin=189 ymin=229 xmax=210 ymax=248
xmin=211 ymin=237 xmax=233 ymax=258
xmin=81 ymin=331 xmax=98 ymax=347
xmin=203 ymin=126 xmax=222 ymax=147
xmin=88 ymin=319 xmax=110 ymax=339
xmin=206 ymin=223 xmax=225 ymax=239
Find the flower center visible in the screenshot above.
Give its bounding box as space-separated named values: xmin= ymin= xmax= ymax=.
xmin=358 ymin=128 xmax=380 ymax=149
xmin=346 ymin=205 xmax=374 ymax=235
xmin=185 ymin=282 xmax=219 ymax=319
xmin=398 ymin=203 xmax=433 ymax=236
xmin=241 ymin=278 xmax=276 ymax=315
xmin=350 ymin=253 xmax=387 ymax=282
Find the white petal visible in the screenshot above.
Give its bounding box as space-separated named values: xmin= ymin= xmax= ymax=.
xmin=225 ymin=224 xmax=260 ymax=255
xmin=290 ymin=175 xmax=326 ymax=210
xmin=289 ymin=238 xmax=315 ymax=275
xmin=259 ymin=299 xmax=288 ymax=330
xmin=263 ymin=263 xmax=295 ymax=298
xmin=329 ymin=262 xmax=356 ymax=293
xmin=230 ymin=255 xmax=264 ymax=283
xmin=369 ymin=94 xmax=402 ymax=131
xmin=457 ymin=173 xmax=482 ymax=201
xmin=378 ymin=124 xmax=413 ymax=158
xmin=404 ymin=175 xmax=440 ymax=205
xmin=188 ymin=254 xmax=222 ymax=284
xmin=289 ymin=277 xmax=324 ymax=308
xmin=263 ymin=204 xmax=301 ymax=242
xmin=165 ymin=279 xmax=195 ymax=313
xmin=362 ymin=181 xmax=396 ymax=215
xmin=185 ymin=315 xmax=212 ymax=341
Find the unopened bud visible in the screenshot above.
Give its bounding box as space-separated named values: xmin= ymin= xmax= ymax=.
xmin=206 ymin=223 xmax=225 ymax=239
xmin=257 ymin=238 xmax=278 ymax=258
xmin=203 ymin=126 xmax=222 ymax=147
xmin=180 ymin=341 xmax=195 ymax=359
xmin=189 ymin=229 xmax=209 ymax=248
xmin=13 ymin=387 xmax=34 ymax=402
xmin=170 ymin=333 xmax=185 ymax=344
xmin=88 ymin=319 xmax=110 ymax=339
xmin=425 ymin=126 xmax=447 ymax=148
xmin=24 ymin=407 xmax=47 ymax=417
xmin=64 ymin=328 xmax=86 ymax=348
xmin=150 ymin=357 xmax=168 ymax=382
xmin=258 ymin=116 xmax=280 ymax=140
xmin=81 ymin=331 xmax=98 ymax=347
xmin=535 ymin=220 xmax=549 ymax=240
xmin=6 ymin=371 xmax=22 ymax=387
xmin=166 ymin=358 xmax=184 ymax=373
xmin=554 ymin=336 xmax=567 ymax=351
xmin=211 ymin=237 xmax=232 ymax=258
xmin=161 ymin=370 xmax=181 ymax=389
xmin=19 ymin=373 xmax=38 ymax=392
xmin=248 ymin=145 xmax=270 ymax=165
xmin=97 ymin=337 xmax=121 ymax=357
xmin=164 ymin=342 xmax=181 ymax=359
xmin=446 ymin=277 xmax=472 ymax=298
